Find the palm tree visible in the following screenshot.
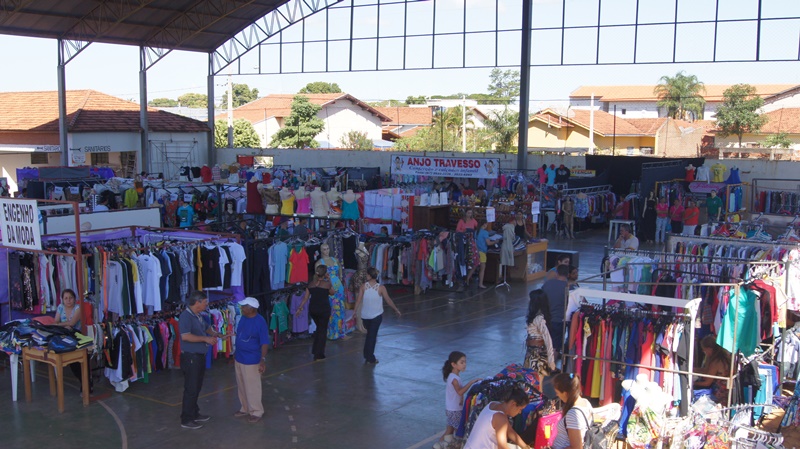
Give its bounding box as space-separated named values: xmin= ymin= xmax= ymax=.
xmin=654 ymin=71 xmax=706 ymax=120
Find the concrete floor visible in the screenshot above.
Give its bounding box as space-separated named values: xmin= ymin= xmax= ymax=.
xmin=0 ymin=229 xmax=626 ymax=449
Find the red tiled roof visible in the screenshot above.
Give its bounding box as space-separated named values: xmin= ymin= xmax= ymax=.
xmin=531 ymin=109 xmax=655 ymax=136
xmin=374 ymin=107 xmax=433 ymax=125
xmin=570 ymin=84 xmax=797 ymax=102
xmin=625 ymin=118 xmax=668 ymax=135
xmin=530 ymin=113 xmax=573 ymax=129
xmin=218 ymin=93 xmax=392 ymax=122
xmin=761 ymin=108 xmax=800 ymax=134
xmin=0 ymin=90 xmax=209 ymax=133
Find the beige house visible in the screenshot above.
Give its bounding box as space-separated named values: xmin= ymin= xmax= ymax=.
xmin=528 ymin=109 xmax=711 ymax=157
xmin=570 ymin=84 xmax=797 ymax=119
xmin=713 ymin=108 xmax=800 ymax=154
xmin=218 ymin=93 xmax=391 ymax=148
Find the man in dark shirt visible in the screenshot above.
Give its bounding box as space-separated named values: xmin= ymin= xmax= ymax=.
xmin=541 ymin=264 xmax=570 ymax=355
xmin=179 ymin=291 xmax=220 ymax=429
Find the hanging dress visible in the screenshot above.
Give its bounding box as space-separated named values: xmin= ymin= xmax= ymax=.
xmin=320 ymin=259 xmax=348 ymax=340
xmin=642 ymin=198 xmax=657 ymax=242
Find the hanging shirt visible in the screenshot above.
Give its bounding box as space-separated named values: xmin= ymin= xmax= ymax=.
xmin=711 ymin=163 xmax=727 ymax=183
xmin=177 ymin=205 xmax=194 ymax=228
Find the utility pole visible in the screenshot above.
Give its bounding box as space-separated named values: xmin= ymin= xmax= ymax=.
xmin=612 ymin=105 xmax=617 ymax=156
xmin=440 ymin=106 xmax=444 ymax=152
xmin=589 ymin=94 xmax=594 ymax=155
xmin=462 ymin=96 xmax=467 ymax=153
xmin=227 ymin=75 xmax=234 ymax=148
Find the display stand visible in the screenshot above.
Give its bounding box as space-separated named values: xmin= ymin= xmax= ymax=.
xmin=23 ymin=347 xmax=90 ymax=413
xmin=495 ymin=266 xmax=510 ymax=291
xmin=413 ymin=204 xmax=450 ymax=229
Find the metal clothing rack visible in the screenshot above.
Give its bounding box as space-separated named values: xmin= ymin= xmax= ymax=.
xmin=560 ymin=184 xmax=612 ymax=195
xmin=565 ymin=286 xmax=703 ymax=413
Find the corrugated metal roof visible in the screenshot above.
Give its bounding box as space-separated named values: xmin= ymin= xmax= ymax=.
xmin=0 ymin=0 xmax=288 ymax=52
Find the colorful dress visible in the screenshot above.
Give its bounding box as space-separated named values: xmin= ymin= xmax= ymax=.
xmin=320 ymin=259 xmax=348 ymax=340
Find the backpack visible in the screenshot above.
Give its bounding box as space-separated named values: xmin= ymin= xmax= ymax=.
xmin=49 ymin=335 xmax=79 ymax=353
xmin=576 ymin=408 xmax=607 ymax=449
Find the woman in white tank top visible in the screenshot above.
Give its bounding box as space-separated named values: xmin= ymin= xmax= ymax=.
xmin=355 ymin=267 xmax=401 ymax=364
xmin=463 ymin=386 xmax=531 ymax=449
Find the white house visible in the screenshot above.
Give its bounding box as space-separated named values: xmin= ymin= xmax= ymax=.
xmin=570 ymin=84 xmax=797 ymax=119
xmin=221 ymin=93 xmax=391 ymax=148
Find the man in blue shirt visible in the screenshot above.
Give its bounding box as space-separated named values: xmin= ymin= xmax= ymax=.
xmin=234 ymin=297 xmax=270 ymax=423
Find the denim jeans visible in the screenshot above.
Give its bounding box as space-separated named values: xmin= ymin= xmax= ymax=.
xmin=180 ymin=352 xmax=207 ymax=424
xmin=362 ymin=314 xmax=383 ymax=363
xmin=655 ymin=217 xmax=669 ymax=243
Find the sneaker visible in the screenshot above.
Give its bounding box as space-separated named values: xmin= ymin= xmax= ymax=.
xmin=433 ymin=442 xmax=442 ymax=449
xmin=181 ymin=421 xmax=203 ymax=430
xmin=194 ymin=414 xmax=211 ymax=422
xmin=234 ymin=411 xmax=249 ymax=418
xmin=248 ymin=415 xmax=262 ymax=423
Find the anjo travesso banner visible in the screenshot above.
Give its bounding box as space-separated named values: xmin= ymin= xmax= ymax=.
xmin=391 ymin=156 xmax=500 ymax=179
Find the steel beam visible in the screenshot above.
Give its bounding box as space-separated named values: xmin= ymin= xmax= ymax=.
xmin=207 ymin=53 xmax=216 ymax=166
xmin=517 ymin=0 xmax=532 ymax=170
xmin=139 ymin=46 xmax=149 ymax=175
xmin=59 ymin=0 xmax=158 ymax=65
xmin=142 ymin=0 xmax=257 ymax=70
xmin=212 ymin=0 xmax=342 ymax=75
xmin=0 ymin=0 xmax=36 ymax=26
xmin=57 ymin=39 xmax=68 ymax=167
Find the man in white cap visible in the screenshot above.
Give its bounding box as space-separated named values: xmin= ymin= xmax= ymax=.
xmin=234 ymin=297 xmax=270 ymax=423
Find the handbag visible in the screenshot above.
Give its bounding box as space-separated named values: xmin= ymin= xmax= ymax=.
xmin=576 ymin=408 xmax=607 ymax=449
xmin=534 ymin=411 xmax=562 ymax=449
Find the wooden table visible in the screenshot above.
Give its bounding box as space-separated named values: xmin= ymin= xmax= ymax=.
xmin=23 ymin=347 xmax=89 ymax=413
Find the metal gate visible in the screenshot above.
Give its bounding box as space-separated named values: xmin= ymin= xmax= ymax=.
xmin=149 ymin=140 xmax=198 ymax=180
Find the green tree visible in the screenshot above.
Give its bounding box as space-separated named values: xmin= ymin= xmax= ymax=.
xmin=483 ymin=109 xmax=519 ymax=153
xmin=487 ymin=68 xmax=521 ymax=104
xmin=764 ymin=132 xmax=792 ymax=149
xmin=715 ymin=84 xmax=767 ymax=148
xmin=405 ymin=95 xmax=427 ymax=105
xmin=220 ymin=83 xmax=259 ymax=108
xmin=654 ymin=71 xmax=706 ymax=120
xmin=214 ymin=119 xmax=261 ymax=148
xmin=269 ymin=95 xmax=325 ymax=148
xmin=149 ymin=98 xmax=178 ymax=107
xmin=339 ymin=130 xmax=373 ymax=150
xmin=177 ymin=93 xmax=207 ymax=108
xmin=299 ymin=82 xmax=342 ymax=94
xmin=368 ymin=99 xmax=404 ymax=107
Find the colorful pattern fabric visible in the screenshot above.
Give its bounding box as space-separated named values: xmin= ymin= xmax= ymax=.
xmin=321 ymin=260 xmax=348 ymax=340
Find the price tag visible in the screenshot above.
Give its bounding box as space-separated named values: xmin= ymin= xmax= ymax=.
xmin=69 ymin=186 xmax=80 ymax=194
xmin=531 ymin=201 xmax=541 ymax=216
xmin=184 ymin=194 xmax=193 ymax=203
xmin=170 ymin=194 xmax=178 ymax=202
xmin=54 ymin=186 xmax=64 ymax=194
xmin=486 ymin=207 xmax=496 ymax=223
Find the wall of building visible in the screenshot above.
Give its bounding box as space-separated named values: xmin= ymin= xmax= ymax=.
xmin=0 ymin=152 xmax=60 ymax=192
xmin=714 ymin=132 xmax=800 ymax=152
xmin=252 ymin=117 xmax=281 ymax=148
xmin=654 ymin=122 xmax=706 ymax=157
xmin=605 ymin=101 xmax=660 ymax=118
xmin=317 ymin=102 xmax=384 ymax=147
xmin=762 ymin=91 xmax=800 ymax=112
xmin=148 ymin=131 xmax=210 ymax=178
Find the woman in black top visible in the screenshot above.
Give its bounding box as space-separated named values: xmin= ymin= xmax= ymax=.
xmin=514 ymin=212 xmax=530 ymax=241
xmin=296 ymin=265 xmax=335 ymax=360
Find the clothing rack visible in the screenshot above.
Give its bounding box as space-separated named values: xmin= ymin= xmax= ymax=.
xmin=560 ymin=184 xmax=612 ymax=195
xmin=566 ymin=286 xmax=703 ymax=415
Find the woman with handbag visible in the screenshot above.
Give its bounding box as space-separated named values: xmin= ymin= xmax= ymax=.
xmin=550 ymin=373 xmax=593 ymax=449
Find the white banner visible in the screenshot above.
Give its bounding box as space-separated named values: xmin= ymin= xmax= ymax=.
xmin=391 ymin=156 xmax=500 ymax=179
xmin=0 ymin=199 xmax=42 ymax=250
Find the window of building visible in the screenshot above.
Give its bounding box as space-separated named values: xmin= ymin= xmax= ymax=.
xmin=92 ymin=153 xmax=110 ymax=165
xmin=30 ymin=153 xmax=49 ymax=164
xmin=621 ymin=108 xmax=626 ymax=115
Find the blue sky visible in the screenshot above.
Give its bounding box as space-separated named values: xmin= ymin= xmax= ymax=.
xmin=2 ymin=0 xmax=798 ymax=106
